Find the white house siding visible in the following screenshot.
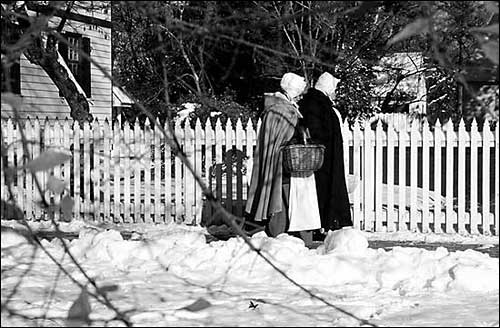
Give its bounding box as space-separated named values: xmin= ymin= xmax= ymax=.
xmin=3 ymin=2 xmax=111 ymax=122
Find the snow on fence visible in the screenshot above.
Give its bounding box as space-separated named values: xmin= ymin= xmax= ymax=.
xmin=1 ymin=117 xmax=498 ymax=235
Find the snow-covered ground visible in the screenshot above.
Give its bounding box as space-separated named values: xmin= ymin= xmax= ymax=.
xmin=1 ymin=220 xmax=499 ymax=327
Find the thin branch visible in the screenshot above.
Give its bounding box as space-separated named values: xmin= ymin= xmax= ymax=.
xmin=273 ymin=1 xmax=301 ymax=60
xmin=290 ymin=1 xmax=307 ymax=78
xmin=164 ymin=19 xmax=340 ymax=70
xmin=56 ymin=1 xmax=75 ymax=33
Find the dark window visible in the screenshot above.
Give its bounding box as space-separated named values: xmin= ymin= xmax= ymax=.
xmin=59 ymin=33 xmax=91 ymax=97
xmin=1 ymin=61 xmax=20 ymax=95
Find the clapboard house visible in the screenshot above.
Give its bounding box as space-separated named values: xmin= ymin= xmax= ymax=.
xmin=1 ymin=1 xmax=112 ymax=121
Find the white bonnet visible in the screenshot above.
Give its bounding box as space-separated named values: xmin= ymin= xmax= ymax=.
xmin=280 ymin=72 xmax=307 ymax=99
xmin=315 ymin=72 xmax=340 ymax=97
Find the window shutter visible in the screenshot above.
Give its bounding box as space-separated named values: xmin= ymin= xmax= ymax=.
xmin=58 ymin=35 xmax=68 ymax=97
xmin=11 ymin=62 xmax=20 ymax=94
xmin=58 ymin=35 xmax=69 ymax=61
xmin=1 ymin=20 xmax=21 ymax=94
xmin=1 ymin=62 xmax=20 ymax=94
xmin=80 ymin=37 xmax=91 ymax=98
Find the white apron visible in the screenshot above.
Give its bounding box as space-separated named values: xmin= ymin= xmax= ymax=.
xmin=288 ymin=175 xmax=322 ymax=231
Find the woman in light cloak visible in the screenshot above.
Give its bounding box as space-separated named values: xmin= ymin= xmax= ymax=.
xmin=245 ymin=73 xmax=321 ymax=244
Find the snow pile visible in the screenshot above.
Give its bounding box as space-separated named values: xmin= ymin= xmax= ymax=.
xmin=30 ymin=225 xmax=498 ymax=294
xmin=176 ymin=102 xmax=200 ymax=122
xmin=318 ymin=226 xmax=369 ymax=255
xmin=1 ymin=230 xmax=30 ymax=248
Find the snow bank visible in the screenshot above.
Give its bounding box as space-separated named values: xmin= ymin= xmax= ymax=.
xmin=2 ymin=218 xmax=497 ymax=246
xmin=364 ymin=230 xmax=499 ymax=245
xmin=15 ymin=224 xmax=495 ymax=294
xmin=1 ymin=229 xmax=31 ymax=248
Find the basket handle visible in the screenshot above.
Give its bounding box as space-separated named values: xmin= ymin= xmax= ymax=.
xmin=299 ymin=126 xmax=311 ymax=145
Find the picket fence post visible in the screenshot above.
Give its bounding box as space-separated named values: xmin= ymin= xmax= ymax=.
xmin=6 ymin=119 xmax=15 ymax=219
xmin=352 ymin=120 xmax=362 ymax=229
xmin=482 ymin=121 xmax=492 ymax=234
xmin=194 ymin=118 xmax=204 ymax=224
xmin=103 ymin=119 xmax=111 ymax=222
xmin=154 ymin=119 xmax=163 ymax=223
xmin=112 ymin=119 xmax=121 ymax=223
xmin=92 ymin=119 xmax=101 ymax=221
xmin=163 ymin=119 xmax=172 ymax=223
xmin=214 ymin=119 xmax=223 ymax=207
xmin=72 ymin=120 xmax=81 ymax=220
xmin=433 ymin=120 xmax=444 ymax=233
xmin=444 ymin=120 xmax=455 ymax=233
xmin=62 ymin=119 xmax=71 ymax=219
xmin=457 ymin=119 xmax=466 ymax=234
xmin=469 ymin=118 xmax=479 ymax=234
xmin=144 ymin=122 xmax=152 ymax=223
xmin=421 ymin=118 xmax=430 ymax=233
xmin=17 ymin=120 xmax=26 ymax=220
xmin=122 ymin=121 xmax=130 ymax=223
xmin=386 ymin=121 xmax=396 ymax=232
xmin=374 ymin=120 xmax=383 ymax=231
xmin=25 ymin=119 xmax=33 ymax=220
xmin=174 ymin=120 xmax=183 ymax=221
xmin=133 ymin=119 xmax=141 ymax=223
xmin=398 ymin=121 xmax=407 ymax=231
xmin=409 ymin=120 xmax=419 ymax=231
xmin=363 ymin=120 xmax=374 ymax=230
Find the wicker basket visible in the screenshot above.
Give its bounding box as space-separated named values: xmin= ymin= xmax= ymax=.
xmin=282 ymin=132 xmax=325 ymax=177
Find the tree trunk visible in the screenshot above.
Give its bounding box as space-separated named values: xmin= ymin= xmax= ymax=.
xmin=23 ymin=38 xmax=92 ymax=124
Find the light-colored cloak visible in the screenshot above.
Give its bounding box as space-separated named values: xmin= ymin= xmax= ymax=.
xmin=245 ymin=92 xmax=300 ymax=221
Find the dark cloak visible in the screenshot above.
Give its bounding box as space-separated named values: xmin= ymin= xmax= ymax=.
xmin=298 ymin=88 xmax=353 ymax=230
xmin=245 ymin=93 xmax=299 ymax=222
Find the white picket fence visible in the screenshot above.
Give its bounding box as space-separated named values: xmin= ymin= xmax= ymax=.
xmin=0 ymin=117 xmax=499 ymax=235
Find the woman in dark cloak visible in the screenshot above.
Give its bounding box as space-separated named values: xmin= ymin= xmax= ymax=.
xmin=298 ymin=72 xmax=353 ymax=233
